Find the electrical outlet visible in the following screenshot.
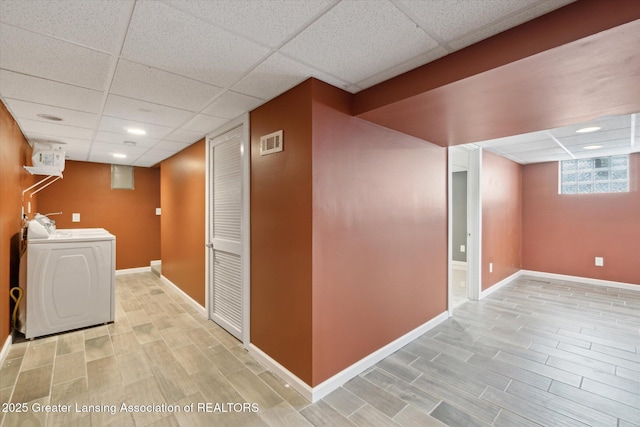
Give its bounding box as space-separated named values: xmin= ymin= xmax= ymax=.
xmin=595 ymin=257 xmax=604 ymax=267
xmin=155 ymin=208 xmax=161 ymax=216
xmin=489 ymin=262 xmax=493 ymax=273
xmin=72 ymin=213 xmax=80 ymax=222
xmin=460 ymin=245 xmax=465 ymax=253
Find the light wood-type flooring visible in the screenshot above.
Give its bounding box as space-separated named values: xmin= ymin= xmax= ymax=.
xmin=1 ymin=272 xmax=639 ymax=426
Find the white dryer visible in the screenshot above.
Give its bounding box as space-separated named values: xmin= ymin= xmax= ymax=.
xmin=19 ymin=227 xmax=115 ymax=339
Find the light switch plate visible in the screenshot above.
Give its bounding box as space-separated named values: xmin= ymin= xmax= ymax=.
xmin=156 ymin=208 xmax=161 ymax=216
xmin=72 ymin=213 xmax=80 ymax=222
xmin=595 ymin=257 xmax=604 ymax=267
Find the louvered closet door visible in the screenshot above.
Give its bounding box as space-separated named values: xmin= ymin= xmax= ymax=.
xmin=210 ymin=126 xmax=243 ymax=339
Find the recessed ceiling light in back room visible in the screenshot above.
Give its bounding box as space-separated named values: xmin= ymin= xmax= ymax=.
xmin=576 ymin=126 xmax=601 ymax=133
xmin=112 ymin=153 xmax=127 ymax=159
xmin=583 ymin=145 xmax=603 ymax=150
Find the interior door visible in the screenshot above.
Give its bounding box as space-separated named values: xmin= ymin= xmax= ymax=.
xmin=208 ymin=126 xmax=243 ymax=340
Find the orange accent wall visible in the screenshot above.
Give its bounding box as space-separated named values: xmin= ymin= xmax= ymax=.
xmin=160 ymin=139 xmax=207 ymax=306
xmin=522 ymin=154 xmax=640 ymax=285
xmin=36 ymin=161 xmax=160 ymax=270
xmin=250 ymin=81 xmax=314 ymax=384
xmin=482 ymin=151 xmax=522 ymax=291
xmin=250 ymin=79 xmax=448 ymax=387
xmin=0 ymin=101 xmax=35 ymax=338
xmin=311 ymin=80 xmax=447 ymax=385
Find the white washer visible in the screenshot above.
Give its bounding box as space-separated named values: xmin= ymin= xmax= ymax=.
xmin=20 ymin=228 xmax=115 ymax=339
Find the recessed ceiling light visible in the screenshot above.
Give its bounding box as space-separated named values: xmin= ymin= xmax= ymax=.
xmin=36 ymin=113 xmax=63 ymax=121
xmin=126 ymin=127 xmax=146 ymax=135
xmin=113 ymin=153 xmax=127 ymax=158
xmin=576 ymin=126 xmax=601 ymax=133
xmin=583 ymin=145 xmax=603 ymax=150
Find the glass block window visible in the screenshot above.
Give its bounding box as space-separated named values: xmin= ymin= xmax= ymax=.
xmin=560 ymin=155 xmax=629 ymax=194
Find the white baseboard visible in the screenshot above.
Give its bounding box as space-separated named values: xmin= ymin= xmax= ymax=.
xmin=521 ymin=270 xmax=639 ymax=291
xmin=451 ymin=260 xmax=468 ymax=271
xmin=480 ymin=270 xmax=523 ymax=299
xmin=159 ymin=274 xmax=207 ymax=316
xmin=150 ymin=260 xmax=161 ymax=267
xmin=248 ymin=344 xmax=313 ymax=401
xmin=0 ymin=334 xmax=12 ymax=366
xmin=116 ymin=266 xmax=151 ymax=275
xmin=250 ymin=311 xmax=449 ymax=403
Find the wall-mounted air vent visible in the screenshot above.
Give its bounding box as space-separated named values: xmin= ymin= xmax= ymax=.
xmin=260 ymin=130 xmax=283 ymax=155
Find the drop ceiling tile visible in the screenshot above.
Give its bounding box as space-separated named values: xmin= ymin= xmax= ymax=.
xmin=89 ymin=142 xmax=148 ymax=165
xmin=121 ymin=0 xmax=269 ymax=87
xmin=448 ymin=0 xmax=575 ymax=50
xmin=87 ymin=152 xmax=132 ymax=166
xmin=94 ymin=130 xmax=159 ymax=148
xmin=181 ymin=114 xmax=229 ymax=134
xmin=133 ymin=149 xmax=176 ymax=167
xmin=3 ymin=99 xmax=98 ymax=129
xmin=201 ymin=91 xmax=264 ymax=119
xmin=103 ymin=94 xmax=194 ymax=128
xmin=163 ymin=129 xmax=204 ymax=144
xmin=165 ymin=0 xmax=336 ymax=48
xmin=232 ymin=53 xmax=350 ymax=101
xmin=18 ymin=118 xmax=94 ymax=140
xmin=398 ymin=0 xmax=533 ymax=42
xmin=110 ymin=59 xmax=225 ymax=111
xmin=556 ymin=130 xmax=632 ymax=148
xmin=0 ymin=70 xmax=103 ymax=113
xmin=98 ymin=116 xmax=173 ymax=140
xmin=280 ymin=0 xmax=439 ymax=84
xmin=153 ymin=140 xmax=190 ymax=151
xmin=0 ymin=24 xmax=111 ymax=90
xmin=0 ymin=0 xmax=133 ymax=53
xmin=356 ymin=46 xmax=449 ymax=90
xmin=495 ymin=139 xmax=559 ymax=154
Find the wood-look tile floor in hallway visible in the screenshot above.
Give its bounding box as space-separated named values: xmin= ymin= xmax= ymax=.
xmin=1 ymin=272 xmax=639 ymax=426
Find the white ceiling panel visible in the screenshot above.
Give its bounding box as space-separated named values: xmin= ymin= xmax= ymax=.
xmin=98 ymin=116 xmax=173 ymax=140
xmin=133 ymin=149 xmax=176 ymax=167
xmin=20 ymin=119 xmax=94 ymax=140
xmin=121 ymin=0 xmax=270 ymax=87
xmin=0 ymin=70 xmax=103 ymax=113
xmin=163 ymin=128 xmax=205 ymax=144
xmin=232 ymin=53 xmax=350 ymax=100
xmin=201 ymin=91 xmax=265 ymax=119
xmin=3 ymin=98 xmax=98 ymax=129
xmin=181 ymin=114 xmax=229 ymax=134
xmin=356 ymin=46 xmax=448 ymax=90
xmin=0 ymin=24 xmax=111 ymax=90
xmin=103 ymin=95 xmax=194 ymax=128
xmin=0 ymin=0 xmax=134 ymax=53
xmin=475 ymin=113 xmax=637 ymax=164
xmin=110 ymin=59 xmax=225 ymax=112
xmin=398 ymin=0 xmax=534 ymax=42
xmin=94 ymin=130 xmax=159 ymax=149
xmin=280 ymin=0 xmax=439 ymax=84
xmin=165 ymin=0 xmax=337 ymax=48
xmin=153 ymin=140 xmax=191 ymax=152
xmin=448 ymin=0 xmax=575 ymax=51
